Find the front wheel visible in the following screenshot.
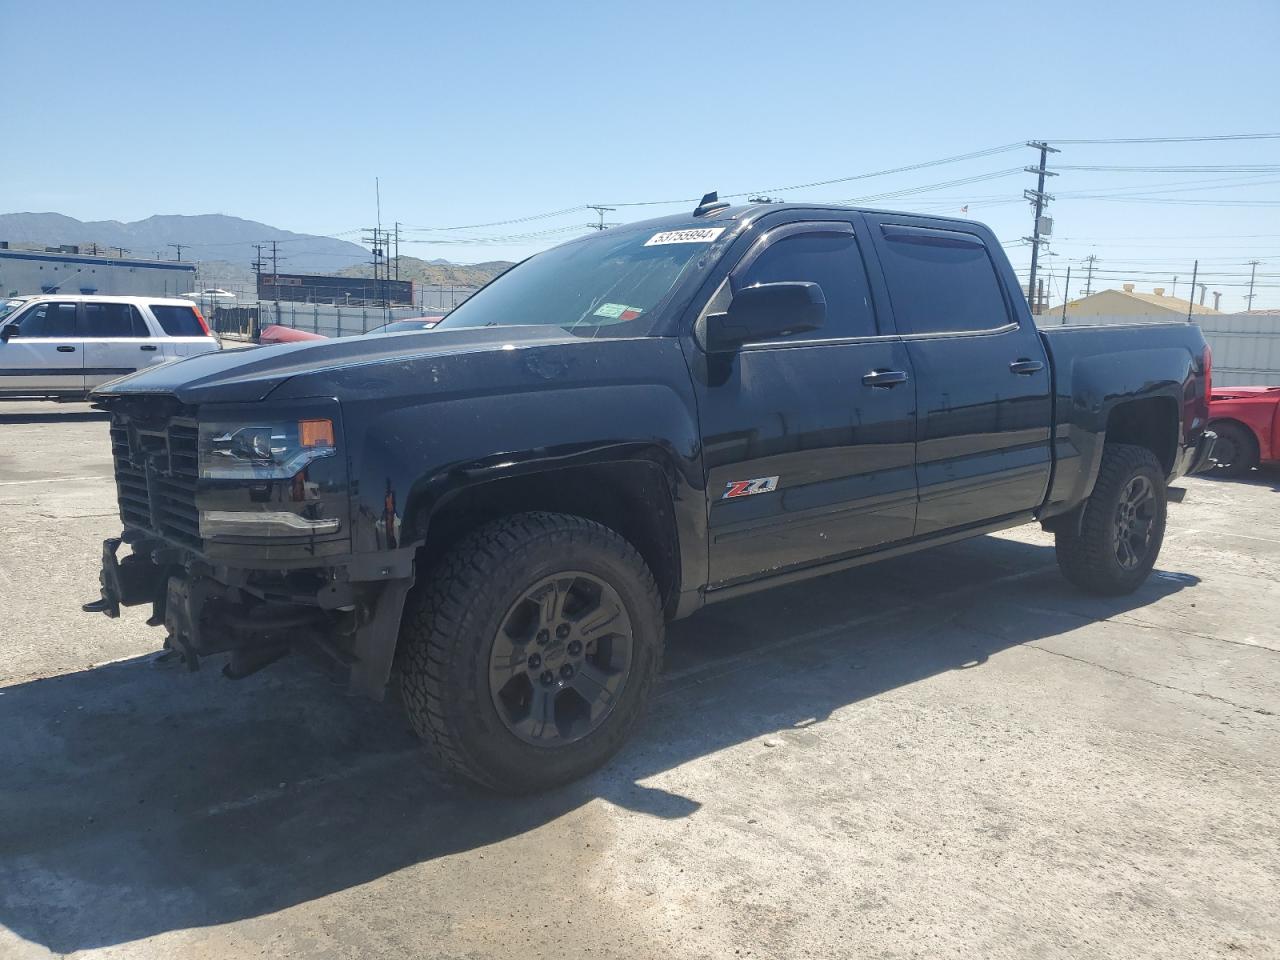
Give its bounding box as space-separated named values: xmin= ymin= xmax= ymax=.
xmin=398 ymin=512 xmax=664 ymax=793
xmin=1055 ymin=443 xmax=1168 ymax=596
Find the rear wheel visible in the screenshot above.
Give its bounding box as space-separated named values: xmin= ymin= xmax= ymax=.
xmin=1055 ymin=443 xmax=1168 ymax=596
xmin=1208 ymin=420 xmax=1258 ymax=477
xmin=398 ymin=512 xmax=664 ymax=793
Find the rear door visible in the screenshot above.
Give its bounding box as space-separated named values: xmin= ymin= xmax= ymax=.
xmin=867 ymin=216 xmax=1052 ymax=536
xmin=146 ymin=302 xmax=218 ymax=359
xmin=695 ymin=217 xmax=918 ymax=587
xmin=0 ymin=301 xmax=83 ymax=393
xmin=81 ymin=301 xmax=160 ymax=388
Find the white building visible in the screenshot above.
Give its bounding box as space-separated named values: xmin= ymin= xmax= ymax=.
xmin=0 ymin=248 xmax=196 ymax=298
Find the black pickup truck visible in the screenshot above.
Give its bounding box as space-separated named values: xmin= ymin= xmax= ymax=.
xmin=87 ymin=199 xmax=1215 ymax=792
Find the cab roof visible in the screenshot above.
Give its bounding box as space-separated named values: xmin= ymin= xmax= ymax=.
xmin=617 ymin=201 xmax=989 ymax=235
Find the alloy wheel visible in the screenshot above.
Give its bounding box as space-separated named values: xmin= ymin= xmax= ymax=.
xmin=488 ymin=572 xmax=633 ymax=746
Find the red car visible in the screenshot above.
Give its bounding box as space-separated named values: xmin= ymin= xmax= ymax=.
xmin=257 ymin=324 xmax=326 ymax=345
xmin=1208 ymin=386 xmax=1280 ymax=476
xmin=257 ymin=317 xmax=444 ymax=346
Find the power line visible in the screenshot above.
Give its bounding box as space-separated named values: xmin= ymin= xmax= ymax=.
xmin=403 ymin=206 xmax=591 ymax=232
xmin=375 ymin=133 xmax=1280 ymax=235
xmin=840 ymin=167 xmax=1025 ymax=204
xmin=1047 ymin=133 xmax=1280 ymax=144
xmin=609 ymin=142 xmax=1029 ymax=207
xmin=1055 ymin=164 xmax=1280 ymax=173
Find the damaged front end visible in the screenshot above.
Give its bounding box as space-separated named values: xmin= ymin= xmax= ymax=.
xmin=84 ymin=393 xmax=414 ymax=698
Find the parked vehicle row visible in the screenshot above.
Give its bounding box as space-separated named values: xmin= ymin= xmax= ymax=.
xmin=85 ymin=200 xmax=1214 ymax=793
xmin=0 ymin=295 xmax=219 ymax=400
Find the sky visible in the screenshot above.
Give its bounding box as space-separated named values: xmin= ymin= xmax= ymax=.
xmin=2 ymin=0 xmax=1279 ymax=308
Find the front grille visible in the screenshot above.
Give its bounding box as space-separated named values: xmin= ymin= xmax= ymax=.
xmin=110 ymin=418 xmax=203 ymax=550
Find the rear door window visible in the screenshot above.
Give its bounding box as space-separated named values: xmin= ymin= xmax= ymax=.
xmin=149 ymin=304 xmax=206 ymax=336
xmin=876 ymin=225 xmax=1010 ymax=335
xmin=83 ymin=302 xmax=149 ymax=337
xmin=15 ymin=302 xmax=78 ymax=337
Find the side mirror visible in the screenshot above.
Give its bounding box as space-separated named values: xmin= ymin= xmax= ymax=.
xmin=0 ymin=323 xmax=15 ymax=342
xmin=703 ymin=281 xmax=826 ymax=352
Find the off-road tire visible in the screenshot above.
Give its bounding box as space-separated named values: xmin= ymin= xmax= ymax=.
xmin=1055 ymin=443 xmax=1168 ymax=596
xmin=399 ymin=511 xmax=664 ymax=793
xmin=1208 ymin=420 xmax=1258 ymax=478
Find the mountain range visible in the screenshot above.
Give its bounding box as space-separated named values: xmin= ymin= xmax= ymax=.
xmin=0 ymin=213 xmax=512 ymax=289
xmin=0 ymin=212 xmax=371 ymax=273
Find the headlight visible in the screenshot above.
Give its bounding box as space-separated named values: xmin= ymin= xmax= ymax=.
xmin=198 ymin=418 xmax=337 ymax=480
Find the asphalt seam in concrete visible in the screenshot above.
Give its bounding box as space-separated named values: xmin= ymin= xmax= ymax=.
xmin=1010 ymin=602 xmax=1280 ymax=656
xmin=1022 ymin=640 xmax=1278 ymax=717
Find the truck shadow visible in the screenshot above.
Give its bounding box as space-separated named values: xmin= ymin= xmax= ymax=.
xmin=0 ymin=535 xmax=1198 ymax=954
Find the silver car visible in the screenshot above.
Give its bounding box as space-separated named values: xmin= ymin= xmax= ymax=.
xmin=0 ymin=295 xmax=220 ymax=400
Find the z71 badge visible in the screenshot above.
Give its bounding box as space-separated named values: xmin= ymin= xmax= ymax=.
xmin=722 ymin=476 xmax=780 ymax=499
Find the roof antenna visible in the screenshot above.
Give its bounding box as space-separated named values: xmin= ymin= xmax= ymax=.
xmin=693 ymin=191 xmax=730 ymax=218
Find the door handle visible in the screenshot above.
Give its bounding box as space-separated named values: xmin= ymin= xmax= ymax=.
xmin=56 ymin=345 xmax=76 ymax=353
xmin=140 ymin=344 xmax=158 ymax=351
xmin=1009 ymin=359 xmax=1044 ymax=375
xmin=862 ymin=369 xmax=909 ymax=388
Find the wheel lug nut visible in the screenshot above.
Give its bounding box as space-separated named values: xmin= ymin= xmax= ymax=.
xmin=567 ymin=640 xmax=582 ymax=656
xmin=556 ymin=623 xmax=570 ymax=640
xmin=540 ymin=671 xmax=554 ymax=686
xmin=536 ymin=630 xmax=550 ymax=646
xmin=560 ymin=664 xmax=575 ymax=679
xmin=528 ymin=653 xmax=542 ymax=670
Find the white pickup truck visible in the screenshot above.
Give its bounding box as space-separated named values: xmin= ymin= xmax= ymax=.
xmin=0 ymin=295 xmax=220 ymax=400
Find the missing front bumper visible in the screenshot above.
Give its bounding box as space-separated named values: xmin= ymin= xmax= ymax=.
xmin=82 ymin=537 xmax=416 ymax=697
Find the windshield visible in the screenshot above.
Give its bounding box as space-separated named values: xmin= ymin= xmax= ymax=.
xmin=0 ymin=299 xmax=27 ymax=324
xmin=434 ymin=223 xmax=729 ymax=336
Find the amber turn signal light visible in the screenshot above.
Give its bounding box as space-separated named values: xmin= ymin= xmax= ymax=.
xmin=299 ymin=419 xmax=335 ymax=448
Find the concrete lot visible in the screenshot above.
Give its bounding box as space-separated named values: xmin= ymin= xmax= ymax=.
xmin=1 ymin=400 xmax=1277 ymax=960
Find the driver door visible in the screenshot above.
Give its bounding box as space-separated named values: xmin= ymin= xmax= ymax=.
xmin=692 ymin=219 xmax=918 ymax=588
xmin=0 ymin=301 xmax=83 ymax=394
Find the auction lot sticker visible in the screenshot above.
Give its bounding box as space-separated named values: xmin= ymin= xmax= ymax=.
xmin=644 ymin=227 xmax=726 ymax=246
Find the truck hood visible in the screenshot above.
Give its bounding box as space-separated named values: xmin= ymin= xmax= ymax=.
xmin=92 ymin=326 xmax=588 ymax=405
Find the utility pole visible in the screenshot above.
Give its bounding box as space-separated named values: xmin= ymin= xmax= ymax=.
xmin=393 ymin=221 xmax=401 ymax=283
xmin=269 ymin=240 xmax=280 ymax=280
xmin=1186 ymin=260 xmax=1198 ymax=322
xmin=1061 ymin=265 xmax=1071 ymax=324
xmin=1022 ymin=141 xmax=1060 ymax=314
xmin=251 ymin=243 xmax=267 ymax=298
xmin=113 ymin=246 xmax=129 ymax=258
xmin=1083 ymin=254 xmax=1097 ymax=296
xmin=587 ymin=205 xmax=616 ymax=230
xmin=1245 ymin=260 xmax=1260 ymax=311
xmin=168 ymin=242 xmax=186 ymax=261
xmin=362 ymin=228 xmax=383 ymax=305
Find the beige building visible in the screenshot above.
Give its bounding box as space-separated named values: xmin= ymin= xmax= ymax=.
xmin=1055 ymin=283 xmax=1222 ymax=319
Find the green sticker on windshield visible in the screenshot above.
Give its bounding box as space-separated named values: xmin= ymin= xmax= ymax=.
xmin=593 ymin=303 xmax=643 ymax=320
